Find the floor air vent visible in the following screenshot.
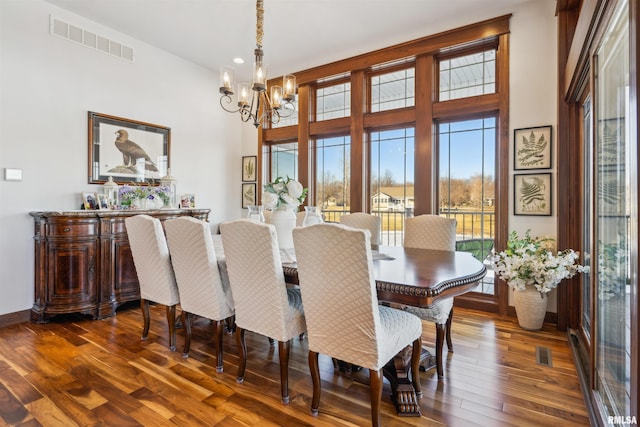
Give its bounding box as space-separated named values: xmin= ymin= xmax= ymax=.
xmin=49 ymin=15 xmax=134 ymax=63
xmin=536 ymin=346 xmax=553 ymax=367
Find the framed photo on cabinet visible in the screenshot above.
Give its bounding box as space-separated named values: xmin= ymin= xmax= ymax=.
xmin=96 ymin=193 xmax=110 ymax=210
xmin=513 ymin=125 xmax=552 ymax=170
xmin=242 ymin=156 xmax=257 ymax=182
xmin=514 ymin=173 xmax=552 ymax=216
xmin=180 ymin=194 xmax=195 ymax=208
xmin=82 ymin=192 xmax=98 ymax=210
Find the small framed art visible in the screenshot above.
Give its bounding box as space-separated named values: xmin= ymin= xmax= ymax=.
xmin=180 ymin=194 xmax=195 ymax=208
xmin=514 ymin=173 xmax=552 ymax=216
xmin=242 ymin=156 xmax=257 ymax=182
xmin=242 ymin=183 xmax=256 ymax=208
xmin=82 ymin=192 xmax=98 ymax=210
xmin=96 ymin=193 xmax=110 ymax=210
xmin=514 ymin=125 xmax=552 ymax=170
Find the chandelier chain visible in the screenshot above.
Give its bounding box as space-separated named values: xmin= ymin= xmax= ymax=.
xmin=256 ymin=0 xmax=264 ymax=48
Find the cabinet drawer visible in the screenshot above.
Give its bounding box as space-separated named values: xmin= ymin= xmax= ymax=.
xmin=47 ymin=222 xmax=97 ymax=237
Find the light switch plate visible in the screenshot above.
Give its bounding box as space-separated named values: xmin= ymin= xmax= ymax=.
xmin=4 ymin=168 xmax=23 ymax=181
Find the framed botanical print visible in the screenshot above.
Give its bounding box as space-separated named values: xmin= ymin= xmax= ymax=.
xmin=514 ymin=173 xmax=552 ymax=216
xmin=242 ymin=183 xmax=256 ymax=208
xmin=242 ymin=156 xmax=257 ymax=182
xmin=514 ymin=125 xmax=552 ymax=170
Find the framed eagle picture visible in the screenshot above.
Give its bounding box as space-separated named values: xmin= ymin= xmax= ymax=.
xmin=88 ymin=112 xmax=171 ymax=184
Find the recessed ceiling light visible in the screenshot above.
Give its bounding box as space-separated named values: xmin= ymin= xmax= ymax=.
xmin=233 ymin=57 xmax=244 ymax=64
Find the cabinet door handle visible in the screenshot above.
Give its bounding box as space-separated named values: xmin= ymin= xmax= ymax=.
xmin=63 ymin=227 xmax=71 ymax=232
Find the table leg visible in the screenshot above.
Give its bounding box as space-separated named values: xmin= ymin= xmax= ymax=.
xmin=382 ymin=345 xmax=421 ymax=417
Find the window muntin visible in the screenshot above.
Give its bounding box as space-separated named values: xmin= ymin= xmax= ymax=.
xmin=370 ymin=68 xmax=415 ymax=112
xmin=271 ymin=94 xmax=298 ymax=128
xmin=315 ymin=136 xmax=350 ymax=221
xmin=581 ymin=97 xmax=592 ymax=340
xmin=370 ymin=128 xmax=415 ymax=246
xmin=269 ymin=142 xmax=299 ymax=181
xmin=316 ymin=83 xmax=351 ymax=120
xmin=438 ymin=117 xmax=496 ymax=294
xmin=439 ymin=50 xmax=496 ymax=101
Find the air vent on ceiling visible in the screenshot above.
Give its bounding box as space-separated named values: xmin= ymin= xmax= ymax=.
xmin=49 ymin=15 xmax=134 ymax=63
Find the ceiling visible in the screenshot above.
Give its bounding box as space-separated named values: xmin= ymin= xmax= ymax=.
xmin=44 ymin=0 xmax=535 ymax=82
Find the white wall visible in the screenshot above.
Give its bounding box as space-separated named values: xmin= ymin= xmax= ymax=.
xmin=509 ymin=0 xmax=559 ymax=309
xmin=0 ymin=0 xmax=559 ymax=317
xmin=0 ymin=0 xmax=245 ymax=315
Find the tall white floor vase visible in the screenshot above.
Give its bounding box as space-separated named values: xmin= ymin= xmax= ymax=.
xmin=269 ymin=206 xmax=296 ymax=249
xmin=512 ymin=287 xmax=548 ymax=330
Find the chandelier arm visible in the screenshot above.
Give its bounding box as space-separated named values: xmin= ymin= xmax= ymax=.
xmin=219 ymin=95 xmax=241 ymax=114
xmin=239 ymin=105 xmax=253 ymax=123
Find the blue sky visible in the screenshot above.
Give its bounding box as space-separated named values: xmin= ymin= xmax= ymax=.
xmin=318 ymin=117 xmax=496 ymax=184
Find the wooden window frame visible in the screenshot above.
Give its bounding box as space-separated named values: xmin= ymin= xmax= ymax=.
xmin=260 ymin=15 xmax=511 ymax=315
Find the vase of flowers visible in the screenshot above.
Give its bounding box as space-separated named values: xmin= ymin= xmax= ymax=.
xmin=262 ymin=176 xmax=308 ymax=249
xmin=118 ymin=185 xmax=136 ymax=209
xmin=117 ymin=185 xmax=169 ymax=210
xmin=492 ymin=230 xmax=589 ymax=330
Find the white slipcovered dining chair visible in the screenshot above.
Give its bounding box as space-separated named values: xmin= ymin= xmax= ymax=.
xmin=340 ymin=212 xmax=381 ymax=249
xmin=125 ymin=214 xmax=180 ymax=351
xmin=219 ymin=219 xmax=306 ymax=404
xmin=403 ymin=214 xmax=456 ymax=379
xmin=293 ymin=223 xmax=422 ymax=426
xmin=164 ymin=217 xmax=235 ymax=370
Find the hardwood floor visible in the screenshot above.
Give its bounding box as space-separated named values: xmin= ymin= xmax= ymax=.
xmin=0 ymin=304 xmax=589 ymax=426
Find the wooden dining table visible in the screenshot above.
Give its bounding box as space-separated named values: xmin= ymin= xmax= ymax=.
xmin=213 ymin=236 xmax=487 ymax=417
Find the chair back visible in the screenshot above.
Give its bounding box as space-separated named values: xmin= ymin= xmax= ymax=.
xmin=220 ymin=219 xmax=305 ymax=341
xmin=164 ymin=217 xmax=234 ymax=321
xmin=404 ymin=214 xmax=456 ymax=250
xmin=340 ymin=212 xmax=381 ymax=247
xmin=293 ymin=223 xmax=388 ymax=370
xmin=125 ymin=214 xmax=179 ymax=306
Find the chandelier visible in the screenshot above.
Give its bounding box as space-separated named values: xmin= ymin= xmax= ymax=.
xmin=219 ymin=0 xmax=296 ymax=128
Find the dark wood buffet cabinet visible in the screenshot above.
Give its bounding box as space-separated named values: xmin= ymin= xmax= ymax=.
xmin=29 ymin=209 xmax=210 ymax=323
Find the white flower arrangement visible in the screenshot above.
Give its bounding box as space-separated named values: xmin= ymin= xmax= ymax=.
xmin=491 ymin=230 xmax=589 ymax=295
xmin=262 ymin=176 xmax=308 ymax=210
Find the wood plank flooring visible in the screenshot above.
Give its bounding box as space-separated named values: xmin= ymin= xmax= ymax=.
xmin=0 ymin=304 xmax=589 ymax=426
